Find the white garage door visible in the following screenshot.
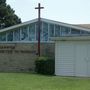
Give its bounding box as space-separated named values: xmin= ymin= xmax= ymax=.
xmin=75 ymin=42 xmax=87 ymax=76
xmin=55 ymin=41 xmax=75 ymax=76
xmin=55 ymin=41 xmax=90 ymax=77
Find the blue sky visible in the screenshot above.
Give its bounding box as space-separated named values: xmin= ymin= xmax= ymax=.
xmin=7 ymin=0 xmax=90 ymax=24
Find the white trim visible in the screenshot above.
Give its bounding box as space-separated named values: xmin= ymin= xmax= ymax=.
xmin=0 ymin=41 xmax=54 ymax=44
xmin=80 ymin=30 xmax=82 ymax=35
xmin=54 ymin=24 xmax=55 ymax=37
xmin=0 ymin=18 xmax=38 ymax=33
xmin=51 ymin=36 xmax=90 ymax=41
xmin=48 ymin=23 xmax=49 ymax=41
xmin=60 ymin=26 xmax=61 ymax=36
xmin=27 ymin=26 xmax=29 ymax=40
xmin=69 ymin=28 xmax=72 ymax=35
xmin=59 ymin=25 xmax=61 ymax=36
xmin=13 ymin=31 xmax=14 ymax=41
xmin=42 ymin=18 xmax=90 ymax=32
xmin=48 ymin=23 xmax=50 ymax=41
xmin=20 ymin=27 xmax=22 ymax=41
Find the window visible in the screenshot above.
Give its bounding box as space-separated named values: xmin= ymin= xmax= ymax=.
xmin=42 ymin=22 xmax=48 ymax=41
xmin=20 ymin=26 xmax=28 ymax=41
xmin=49 ymin=24 xmax=54 ymax=37
xmin=55 ymin=25 xmax=60 ymax=37
xmin=13 ymin=29 xmax=20 ymax=41
xmin=87 ymin=31 xmax=90 ymax=34
xmin=7 ymin=31 xmax=13 ymax=41
xmin=61 ymin=26 xmax=70 ymax=36
xmin=71 ymin=28 xmax=80 ymax=34
xmin=0 ymin=32 xmax=6 ymax=41
xmin=80 ymin=30 xmax=90 ymax=35
xmin=29 ymin=23 xmax=35 ymax=41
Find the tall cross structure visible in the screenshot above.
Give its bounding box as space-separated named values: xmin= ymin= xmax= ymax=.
xmin=35 ymin=3 xmax=44 ymax=56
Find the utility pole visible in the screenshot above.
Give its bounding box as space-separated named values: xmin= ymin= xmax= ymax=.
xmin=35 ymin=3 xmax=44 ymax=56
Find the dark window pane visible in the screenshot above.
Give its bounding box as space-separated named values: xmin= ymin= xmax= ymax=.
xmin=71 ymin=28 xmax=80 ymax=34
xmin=80 ymin=30 xmax=90 ymax=35
xmin=87 ymin=31 xmax=90 ymax=34
xmin=21 ymin=26 xmax=28 ymax=41
xmin=7 ymin=31 xmax=13 ymax=41
xmin=0 ymin=32 xmax=6 ymax=41
xmin=55 ymin=25 xmax=60 ymax=37
xmin=61 ymin=26 xmax=70 ymax=36
xmin=29 ymin=23 xmax=35 ymax=41
xmin=49 ymin=24 xmax=54 ymax=37
xmin=43 ymin=22 xmax=48 ymax=41
xmin=14 ymin=29 xmax=20 ymax=41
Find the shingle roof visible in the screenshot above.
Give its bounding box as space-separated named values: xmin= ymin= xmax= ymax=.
xmin=76 ymin=24 xmax=90 ymax=29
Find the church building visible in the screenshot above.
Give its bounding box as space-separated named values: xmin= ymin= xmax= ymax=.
xmin=0 ymin=18 xmax=90 ymax=72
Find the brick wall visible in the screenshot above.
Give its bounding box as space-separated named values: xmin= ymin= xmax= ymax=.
xmin=0 ymin=43 xmax=55 ymax=72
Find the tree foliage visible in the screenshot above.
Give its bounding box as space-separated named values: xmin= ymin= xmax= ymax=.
xmin=0 ymin=0 xmax=21 ymax=28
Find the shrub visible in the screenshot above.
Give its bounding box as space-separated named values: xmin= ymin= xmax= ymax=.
xmin=35 ymin=57 xmax=55 ymax=75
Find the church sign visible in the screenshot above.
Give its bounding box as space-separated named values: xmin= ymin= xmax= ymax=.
xmin=0 ymin=45 xmax=36 ymax=54
xmin=0 ymin=43 xmax=38 ymax=72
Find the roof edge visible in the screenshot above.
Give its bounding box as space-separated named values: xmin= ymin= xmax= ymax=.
xmin=41 ymin=18 xmax=90 ymax=32
xmin=51 ymin=36 xmax=90 ymax=41
xmin=0 ymin=18 xmax=38 ymax=33
xmin=0 ymin=18 xmax=90 ymax=33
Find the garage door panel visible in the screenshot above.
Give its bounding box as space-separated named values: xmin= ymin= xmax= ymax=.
xmin=75 ymin=43 xmax=87 ymax=77
xmin=87 ymin=44 xmax=90 ymax=76
xmin=55 ymin=41 xmax=75 ymax=76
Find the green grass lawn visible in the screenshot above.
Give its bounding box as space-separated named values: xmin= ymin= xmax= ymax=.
xmin=0 ymin=73 xmax=90 ymax=90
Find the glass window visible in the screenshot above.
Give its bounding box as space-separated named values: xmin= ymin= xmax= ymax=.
xmin=87 ymin=31 xmax=90 ymax=34
xmin=29 ymin=23 xmax=35 ymax=41
xmin=80 ymin=30 xmax=90 ymax=35
xmin=0 ymin=32 xmax=6 ymax=41
xmin=55 ymin=25 xmax=60 ymax=37
xmin=13 ymin=29 xmax=20 ymax=41
xmin=71 ymin=28 xmax=80 ymax=34
xmin=7 ymin=31 xmax=13 ymax=41
xmin=42 ymin=22 xmax=48 ymax=41
xmin=20 ymin=26 xmax=28 ymax=41
xmin=49 ymin=24 xmax=54 ymax=37
xmin=61 ymin=26 xmax=70 ymax=36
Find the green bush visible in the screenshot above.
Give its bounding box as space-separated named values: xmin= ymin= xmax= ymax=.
xmin=35 ymin=57 xmax=55 ymax=75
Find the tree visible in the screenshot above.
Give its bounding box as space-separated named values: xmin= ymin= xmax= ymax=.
xmin=0 ymin=0 xmax=21 ymax=29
